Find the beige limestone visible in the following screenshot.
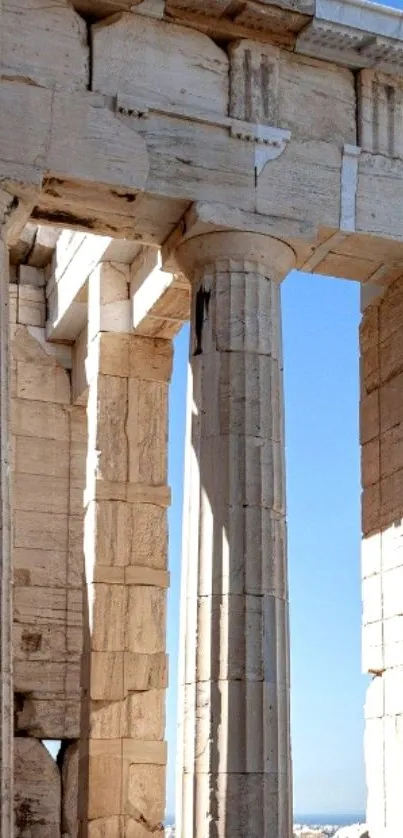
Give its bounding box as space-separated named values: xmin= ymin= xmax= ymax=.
xmin=82 ymin=265 xmax=171 ymax=836
xmin=123 ymin=652 xmax=168 ymax=693
xmin=14 ymin=738 xmax=61 ymax=838
xmin=61 ymin=742 xmax=79 ymax=838
xmin=10 ymin=284 xmax=85 ymax=746
xmin=14 ymin=696 xmax=80 ymax=739
xmin=174 ymin=232 xmax=295 ymax=838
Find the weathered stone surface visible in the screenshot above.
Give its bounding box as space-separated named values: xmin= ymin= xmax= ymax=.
xmin=175 ymin=233 xmax=294 ymax=838
xmin=90 ymin=583 xmax=127 ymax=651
xmin=257 ymin=139 xmax=341 ymax=228
xmin=13 ymin=547 xmax=68 ymax=588
xmin=17 ymin=286 xmax=46 ymax=327
xmin=90 ymin=651 xmax=124 ymax=701
xmin=83 ymin=297 xmax=170 ymax=832
xmin=16 ymin=360 xmax=70 ymax=404
xmin=11 ymin=318 xmax=84 ymax=745
xmin=92 ymin=15 xmax=228 ymax=116
xmin=88 ymin=740 xmax=123 ymax=819
xmin=88 ymin=501 xmax=132 ymax=567
xmin=92 ymin=375 xmax=128 ymax=483
xmin=127 ymin=379 xmax=168 ymax=485
xmin=13 ymin=473 xmax=69 ymax=514
xmin=131 ymin=505 xmax=167 ymax=569
xmin=127 ymin=587 xmax=166 ymax=654
xmin=14 ymin=435 xmax=69 ymax=478
xmin=61 ymin=742 xmax=79 ymax=838
xmin=2 ymin=0 xmax=88 ymax=91
xmin=14 ymin=658 xmax=81 ymax=699
xmin=14 ymin=738 xmax=61 ymax=838
xmin=9 ymin=3 xmax=403 ymax=835
xmin=11 ymin=398 xmax=70 ymax=440
xmin=123 ymin=652 xmax=168 ymax=693
xmin=90 ymin=690 xmax=164 ymax=740
xmin=15 ymin=695 xmax=80 ymax=739
xmin=124 ymin=763 xmax=165 ymax=824
xmin=14 ymin=510 xmax=68 ymax=551
xmin=129 ymin=337 xmax=173 ymax=383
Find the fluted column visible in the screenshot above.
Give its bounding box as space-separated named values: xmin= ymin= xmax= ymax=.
xmin=175 ymin=232 xmax=296 ymax=838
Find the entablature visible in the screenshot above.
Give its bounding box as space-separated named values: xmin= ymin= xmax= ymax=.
xmin=3 ymin=0 xmax=403 ymax=290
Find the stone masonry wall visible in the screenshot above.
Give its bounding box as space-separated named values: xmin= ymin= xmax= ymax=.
xmin=361 ymin=275 xmax=403 ymax=838
xmin=10 ymin=269 xmax=86 ymax=837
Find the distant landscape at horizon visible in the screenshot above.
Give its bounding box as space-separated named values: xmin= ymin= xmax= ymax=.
xmin=165 ymin=813 xmax=366 ymax=826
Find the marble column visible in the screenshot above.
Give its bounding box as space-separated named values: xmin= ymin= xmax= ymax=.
xmin=81 ymin=262 xmax=171 ymax=837
xmin=0 ymin=235 xmax=12 ymax=837
xmin=174 ymin=232 xmax=296 ymax=838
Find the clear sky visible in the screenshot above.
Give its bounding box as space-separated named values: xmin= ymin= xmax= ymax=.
xmin=165 ymin=270 xmax=367 ymax=819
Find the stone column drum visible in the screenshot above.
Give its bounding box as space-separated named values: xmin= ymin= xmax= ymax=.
xmin=175 ymin=232 xmax=296 ymax=838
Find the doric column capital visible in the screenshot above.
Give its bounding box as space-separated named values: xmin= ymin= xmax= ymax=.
xmin=173 ymin=231 xmax=296 ymax=284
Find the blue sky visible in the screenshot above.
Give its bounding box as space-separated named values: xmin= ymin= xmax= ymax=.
xmin=166 ymin=270 xmax=366 ymax=818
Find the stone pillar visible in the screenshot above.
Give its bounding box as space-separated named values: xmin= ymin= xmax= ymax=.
xmin=361 ymin=276 xmax=403 ymax=838
xmin=174 ymin=232 xmax=295 ymax=838
xmin=82 ymin=262 xmax=171 ymax=837
xmin=0 ymin=235 xmax=12 ymax=837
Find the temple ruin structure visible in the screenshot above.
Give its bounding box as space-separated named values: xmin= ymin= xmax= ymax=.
xmin=1 ymin=0 xmax=403 ymax=834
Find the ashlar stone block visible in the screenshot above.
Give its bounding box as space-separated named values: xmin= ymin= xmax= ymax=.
xmin=122 ymin=690 xmax=165 ymax=740
xmin=16 ymin=360 xmax=70 ymax=403
xmin=126 ymin=586 xmax=166 ymax=654
xmin=14 ymin=738 xmax=61 ymax=838
xmin=90 ymin=583 xmax=127 ymax=651
xmin=88 ymin=501 xmax=132 ymax=567
xmin=127 ymin=379 xmax=168 ymax=485
xmin=87 ymin=740 xmax=123 ymax=820
xmin=14 ymin=510 xmax=69 ymax=551
xmin=362 ymin=573 xmax=383 ymax=626
xmin=383 ymin=566 xmax=403 ymax=620
xmin=11 ymin=397 xmax=69 ymax=440
xmin=131 ymin=504 xmax=167 ymax=569
xmin=90 ymin=651 xmax=124 ymax=700
xmin=123 ymin=652 xmax=168 ymax=693
xmin=15 ymin=695 xmax=80 ymax=739
xmin=90 ymin=374 xmax=128 ymax=483
xmin=361 ymin=532 xmax=381 ymax=579
xmin=123 ymin=763 xmax=165 ymax=825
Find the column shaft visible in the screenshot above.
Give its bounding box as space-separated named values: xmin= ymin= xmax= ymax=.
xmin=81 ymin=264 xmax=171 ymax=836
xmin=175 ymin=233 xmax=295 ymax=838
